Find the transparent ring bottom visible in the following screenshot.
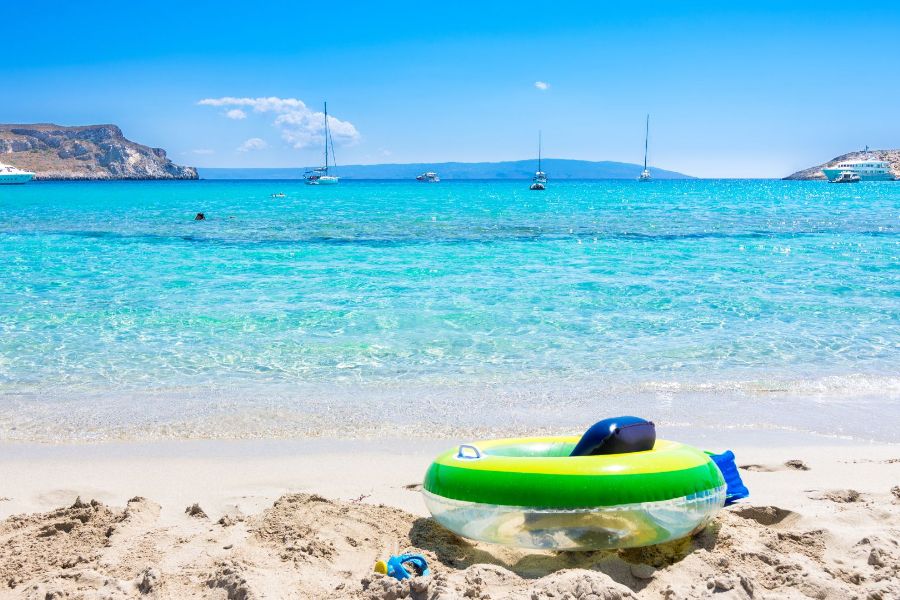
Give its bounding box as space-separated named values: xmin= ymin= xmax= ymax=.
xmin=423 ymin=486 xmax=726 ymax=550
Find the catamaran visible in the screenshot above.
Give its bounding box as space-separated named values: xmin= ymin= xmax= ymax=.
xmin=638 ymin=114 xmax=651 ymax=181
xmin=530 ymin=131 xmax=547 ymax=190
xmin=305 ymin=102 xmax=339 ymax=185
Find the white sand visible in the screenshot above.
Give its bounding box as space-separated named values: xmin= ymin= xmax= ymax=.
xmin=0 ymin=433 xmax=898 ymax=599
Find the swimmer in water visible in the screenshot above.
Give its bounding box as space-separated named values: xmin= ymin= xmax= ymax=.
xmin=194 ymin=212 xmax=205 ymax=221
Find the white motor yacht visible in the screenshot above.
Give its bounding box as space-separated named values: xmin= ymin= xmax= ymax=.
xmin=0 ymin=163 xmax=35 ymax=184
xmin=822 ymin=149 xmax=895 ymax=181
xmin=416 ymin=171 xmax=440 ymax=182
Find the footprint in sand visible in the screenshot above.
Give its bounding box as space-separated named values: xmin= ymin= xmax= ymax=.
xmin=820 ymin=489 xmax=862 ymax=503
xmin=844 ymin=458 xmax=900 ymax=464
xmin=731 ymin=505 xmax=801 ymax=527
xmin=739 ymin=459 xmax=810 ymax=472
xmin=784 ymin=459 xmax=810 ymax=471
xmin=739 ymin=464 xmax=776 ymax=472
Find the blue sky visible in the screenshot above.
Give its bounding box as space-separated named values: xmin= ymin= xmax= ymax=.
xmin=3 ymin=1 xmax=898 ymax=177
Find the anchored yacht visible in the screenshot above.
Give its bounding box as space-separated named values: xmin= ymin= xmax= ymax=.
xmin=0 ymin=163 xmax=35 ymax=184
xmin=822 ymin=149 xmax=895 ymax=181
xmin=530 ymin=131 xmax=547 ymax=190
xmin=416 ymin=171 xmax=440 ymax=182
xmin=638 ymin=114 xmax=651 ymax=181
xmin=305 ymin=102 xmax=340 ymax=185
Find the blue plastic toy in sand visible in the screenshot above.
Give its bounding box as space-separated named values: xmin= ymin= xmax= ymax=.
xmin=709 ymin=450 xmax=749 ymax=505
xmin=374 ymin=554 xmax=430 ymax=581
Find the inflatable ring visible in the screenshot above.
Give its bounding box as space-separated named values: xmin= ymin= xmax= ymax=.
xmin=423 ymin=436 xmax=726 ymax=550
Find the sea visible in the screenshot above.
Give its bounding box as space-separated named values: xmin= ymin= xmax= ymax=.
xmin=1 ymin=179 xmax=898 ymax=443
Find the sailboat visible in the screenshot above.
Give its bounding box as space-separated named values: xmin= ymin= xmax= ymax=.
xmin=530 ymin=131 xmax=547 ymax=190
xmin=305 ymin=102 xmax=340 ymax=185
xmin=638 ymin=114 xmax=651 ymax=181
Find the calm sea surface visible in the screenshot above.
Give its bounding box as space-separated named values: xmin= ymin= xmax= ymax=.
xmin=1 ymin=180 xmax=898 ymax=442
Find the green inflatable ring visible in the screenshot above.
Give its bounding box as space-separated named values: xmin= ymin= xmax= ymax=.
xmin=423 ymin=436 xmax=726 ymax=550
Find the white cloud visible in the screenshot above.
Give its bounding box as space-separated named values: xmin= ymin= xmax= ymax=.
xmin=191 ymin=148 xmax=215 ymax=155
xmin=198 ymin=96 xmax=360 ymax=149
xmin=534 ymin=81 xmax=550 ymax=91
xmin=237 ymin=138 xmax=268 ymax=152
xmin=225 ymin=109 xmax=247 ymax=120
xmin=199 ymin=97 xmax=306 ymax=112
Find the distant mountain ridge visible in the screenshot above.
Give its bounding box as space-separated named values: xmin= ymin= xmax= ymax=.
xmin=0 ymin=123 xmax=198 ymax=180
xmin=201 ymin=158 xmax=693 ymax=180
xmin=784 ymin=149 xmax=900 ymax=180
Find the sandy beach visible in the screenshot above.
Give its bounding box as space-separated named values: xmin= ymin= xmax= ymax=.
xmin=1 ymin=433 xmax=897 ymax=599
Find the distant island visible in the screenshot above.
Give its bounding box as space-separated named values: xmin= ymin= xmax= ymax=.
xmin=0 ymin=124 xmax=197 ymax=180
xmin=784 ymin=149 xmax=900 ymax=180
xmin=201 ymin=159 xmax=693 ymax=180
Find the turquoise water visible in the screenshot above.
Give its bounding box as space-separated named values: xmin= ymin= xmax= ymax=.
xmin=1 ymin=180 xmax=898 ymax=442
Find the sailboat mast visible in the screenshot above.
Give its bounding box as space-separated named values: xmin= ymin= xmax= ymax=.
xmin=538 ymin=131 xmax=542 ymax=172
xmin=643 ymin=114 xmax=649 ymax=171
xmin=324 ymin=102 xmax=329 ymax=175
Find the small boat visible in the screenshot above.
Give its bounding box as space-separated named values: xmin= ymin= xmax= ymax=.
xmin=271 ymin=192 xmax=286 ymax=198
xmin=831 ymin=170 xmax=861 ymax=183
xmin=416 ymin=171 xmax=440 ymax=183
xmin=0 ymin=163 xmax=35 ymax=184
xmin=638 ymin=114 xmax=651 ymax=181
xmin=530 ymin=131 xmax=547 ymax=190
xmin=305 ymin=102 xmax=340 ymax=185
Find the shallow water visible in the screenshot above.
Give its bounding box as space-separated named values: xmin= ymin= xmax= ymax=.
xmin=0 ymin=179 xmax=897 ymax=442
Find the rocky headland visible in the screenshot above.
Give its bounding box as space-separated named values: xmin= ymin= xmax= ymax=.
xmin=0 ymin=124 xmax=197 ymax=180
xmin=784 ymin=148 xmax=900 ymax=180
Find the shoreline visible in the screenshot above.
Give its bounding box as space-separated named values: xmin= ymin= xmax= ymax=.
xmin=1 ymin=434 xmax=898 ymax=598
xmin=4 ymin=375 xmax=899 ymax=445
xmin=1 ymin=432 xmax=895 ymax=518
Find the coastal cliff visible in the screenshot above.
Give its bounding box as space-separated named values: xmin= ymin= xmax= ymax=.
xmin=0 ymin=124 xmax=197 ymax=180
xmin=784 ymin=149 xmax=900 ymax=180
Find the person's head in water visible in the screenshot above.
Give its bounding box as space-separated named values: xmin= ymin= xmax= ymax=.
xmin=194 ymin=212 xmax=205 ymax=221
